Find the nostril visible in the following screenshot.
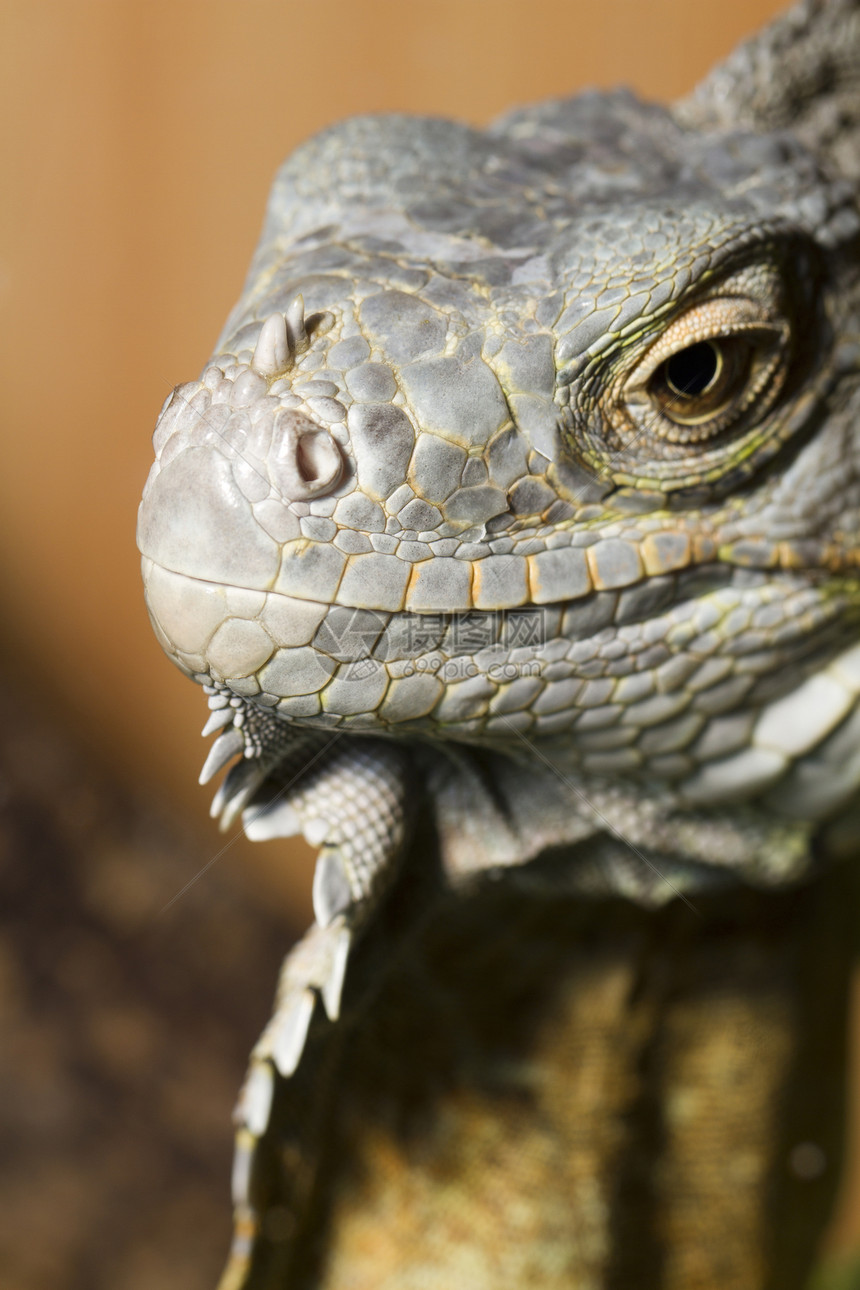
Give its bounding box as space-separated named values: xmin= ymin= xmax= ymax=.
xmin=296 ymin=431 xmax=341 ymax=488
xmin=272 ymin=410 xmax=343 ymax=500
xmin=296 ymin=438 xmax=316 ymax=484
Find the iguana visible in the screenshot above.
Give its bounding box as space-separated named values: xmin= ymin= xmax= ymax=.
xmin=137 ymin=2 xmax=860 ymax=1286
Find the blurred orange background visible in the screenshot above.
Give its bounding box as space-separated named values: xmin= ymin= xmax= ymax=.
xmin=5 ymin=0 xmax=860 ymax=1265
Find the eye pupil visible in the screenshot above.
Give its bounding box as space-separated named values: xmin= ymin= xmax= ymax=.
xmin=665 ymin=340 xmax=720 ymax=398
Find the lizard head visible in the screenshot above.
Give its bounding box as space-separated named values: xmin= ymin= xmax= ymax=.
xmin=138 ymin=0 xmax=860 ymax=854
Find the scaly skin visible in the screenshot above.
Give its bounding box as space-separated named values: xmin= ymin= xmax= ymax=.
xmin=138 ymin=1 xmax=860 ymax=1285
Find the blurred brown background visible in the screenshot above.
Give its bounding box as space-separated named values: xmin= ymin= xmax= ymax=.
xmin=3 ymin=0 xmax=859 ymax=1286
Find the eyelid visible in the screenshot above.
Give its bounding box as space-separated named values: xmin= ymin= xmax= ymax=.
xmin=625 ymin=297 xmax=788 ymax=391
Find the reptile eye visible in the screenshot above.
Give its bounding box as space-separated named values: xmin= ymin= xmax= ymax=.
xmin=573 ymin=257 xmax=814 ymax=494
xmin=665 ymin=341 xmax=720 ymax=397
xmin=614 ymin=284 xmax=794 ymax=455
xmin=649 ymin=337 xmax=751 ymax=428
